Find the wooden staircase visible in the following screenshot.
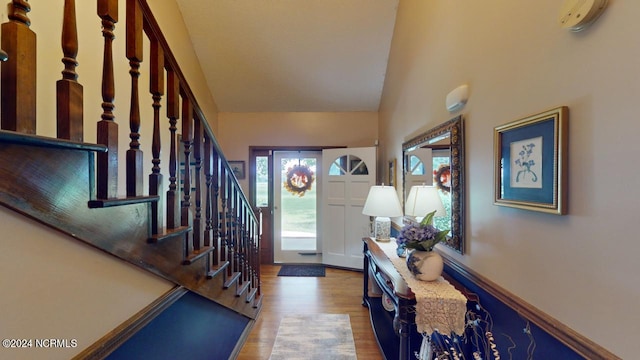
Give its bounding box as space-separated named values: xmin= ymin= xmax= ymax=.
xmin=0 ymin=0 xmax=261 ymax=324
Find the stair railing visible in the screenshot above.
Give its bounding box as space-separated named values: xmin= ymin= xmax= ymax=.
xmin=0 ymin=0 xmax=261 ymax=308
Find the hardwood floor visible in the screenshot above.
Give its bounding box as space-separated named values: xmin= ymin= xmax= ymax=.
xmin=237 ymin=265 xmax=384 ymax=360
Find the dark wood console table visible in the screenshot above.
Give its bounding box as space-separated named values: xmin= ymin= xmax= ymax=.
xmin=363 ymin=238 xmax=467 ymax=360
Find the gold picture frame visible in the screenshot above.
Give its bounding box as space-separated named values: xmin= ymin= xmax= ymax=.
xmin=388 ymin=158 xmax=397 ymax=187
xmin=494 ymin=106 xmax=568 ymax=215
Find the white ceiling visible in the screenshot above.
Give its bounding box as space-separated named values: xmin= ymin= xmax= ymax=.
xmin=174 ymin=0 xmax=399 ymax=113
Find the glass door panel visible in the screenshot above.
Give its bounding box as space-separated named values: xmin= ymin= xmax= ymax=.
xmin=273 ymin=151 xmax=321 ymax=263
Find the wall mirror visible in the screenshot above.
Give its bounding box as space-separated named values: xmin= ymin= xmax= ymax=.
xmin=402 ymin=115 xmax=464 ymax=253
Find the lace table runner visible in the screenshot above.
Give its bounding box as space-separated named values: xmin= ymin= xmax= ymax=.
xmin=377 ymin=240 xmax=467 ymax=336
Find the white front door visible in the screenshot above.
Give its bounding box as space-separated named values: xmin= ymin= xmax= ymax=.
xmin=321 ymin=147 xmax=376 ymax=269
xmin=405 ymin=147 xmax=433 ymax=189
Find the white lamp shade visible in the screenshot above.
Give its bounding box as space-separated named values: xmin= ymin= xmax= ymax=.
xmin=362 ymin=185 xmax=403 ymax=217
xmin=405 ymin=185 xmax=446 ymax=218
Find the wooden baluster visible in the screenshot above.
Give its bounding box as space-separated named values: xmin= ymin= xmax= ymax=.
xmin=148 ymin=34 xmax=164 ymax=235
xmin=250 ymin=215 xmax=258 ymax=295
xmin=253 ymin=219 xmax=260 ymax=290
xmin=204 ymin=133 xmax=213 ymax=275
xmin=219 ymin=166 xmax=231 ymax=275
xmin=97 ymin=0 xmax=119 ymax=199
xmin=251 ymin=213 xmax=257 ymax=286
xmin=233 ymin=187 xmax=240 ymax=274
xmin=57 ymin=0 xmax=83 ymax=141
xmin=1 ymin=1 xmax=36 ymax=134
xmin=192 ymin=117 xmax=202 ymax=252
xmin=241 ymin=206 xmax=248 ymax=284
xmin=246 ymin=213 xmax=253 ymax=288
xmin=165 ymin=66 xmax=180 ymax=229
xmin=245 ymin=208 xmax=251 ymax=283
xmin=236 ymin=201 xmax=244 ymax=285
xmin=250 ymin=212 xmax=256 ymax=286
xmin=248 ymin=210 xmax=255 ymax=285
xmin=181 ymin=95 xmax=193 ymax=259
xmin=226 ymin=172 xmax=234 ymax=276
xmin=254 ymin=215 xmax=262 ymax=306
xmin=219 ymin=165 xmax=228 ymax=266
xmin=126 ymin=0 xmax=143 ymax=197
xmin=211 ymin=149 xmax=220 ymax=267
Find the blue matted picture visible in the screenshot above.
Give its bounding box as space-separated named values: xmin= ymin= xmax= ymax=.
xmin=494 ymin=106 xmax=568 ymax=215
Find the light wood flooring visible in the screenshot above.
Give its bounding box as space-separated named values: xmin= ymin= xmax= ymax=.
xmin=237 ymin=264 xmax=384 ymax=360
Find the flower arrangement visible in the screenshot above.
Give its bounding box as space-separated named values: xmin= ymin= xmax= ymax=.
xmin=397 ymin=210 xmax=449 ymax=251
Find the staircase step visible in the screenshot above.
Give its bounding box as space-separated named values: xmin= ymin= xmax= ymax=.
xmin=207 ymin=261 xmax=230 ymax=279
xmin=182 ymin=245 xmax=215 ymax=265
xmin=252 ymin=294 xmax=262 ymax=309
xmin=223 ymin=271 xmax=241 ymax=289
xmin=236 ymin=280 xmax=250 ymax=297
xmin=88 ymin=195 xmax=159 ymax=208
xmin=148 ymin=226 xmax=191 ymax=243
xmin=245 ymin=287 xmax=257 ymax=303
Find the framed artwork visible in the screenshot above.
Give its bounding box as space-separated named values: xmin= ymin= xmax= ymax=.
xmin=229 ymin=160 xmax=246 ymax=179
xmin=179 ymin=162 xmax=197 ymax=192
xmin=388 ymin=159 xmax=397 ymax=187
xmin=494 ymin=106 xmax=568 ymax=215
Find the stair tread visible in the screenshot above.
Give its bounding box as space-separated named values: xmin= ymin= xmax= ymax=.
xmin=207 ymin=261 xmax=230 ymax=279
xmin=223 ymin=271 xmax=241 ymax=289
xmin=236 ymin=280 xmax=251 ymax=297
xmin=148 ymin=226 xmax=191 ymax=243
xmin=246 ymin=287 xmax=258 ymax=303
xmin=252 ymin=294 xmax=263 ymax=309
xmin=183 ymin=246 xmax=215 ymax=265
xmin=88 ymin=195 xmax=160 ymax=208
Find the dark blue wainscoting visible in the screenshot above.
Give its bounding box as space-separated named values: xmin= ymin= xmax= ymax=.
xmin=107 ymin=291 xmax=249 ymax=360
xmin=440 ymin=263 xmax=583 ymax=359
xmin=390 ymin=225 xmax=583 ymax=358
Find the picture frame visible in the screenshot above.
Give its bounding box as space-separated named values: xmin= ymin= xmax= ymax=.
xmin=494 ymin=106 xmax=568 ymax=215
xmin=229 ymin=160 xmax=246 ymax=180
xmin=179 ymin=162 xmax=197 ymax=192
xmin=388 ymin=159 xmax=397 ymax=187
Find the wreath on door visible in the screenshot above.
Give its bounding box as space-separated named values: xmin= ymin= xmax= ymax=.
xmin=284 ymin=164 xmax=315 ymax=197
xmin=434 ymin=164 xmax=451 ymax=193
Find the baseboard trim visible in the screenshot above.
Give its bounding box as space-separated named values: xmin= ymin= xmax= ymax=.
xmin=439 ymin=252 xmax=620 ymax=360
xmin=73 ymin=286 xmax=188 ymax=360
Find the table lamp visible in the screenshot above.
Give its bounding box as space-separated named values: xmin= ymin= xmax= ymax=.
xmin=404 ymin=185 xmax=446 ymax=221
xmin=362 ymin=185 xmax=403 ymax=242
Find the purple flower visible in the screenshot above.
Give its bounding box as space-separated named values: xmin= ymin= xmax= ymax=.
xmin=396 ymin=210 xmax=450 ymax=251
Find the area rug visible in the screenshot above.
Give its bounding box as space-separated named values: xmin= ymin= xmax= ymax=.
xmin=269 ymin=314 xmax=357 ymax=360
xmin=277 ymin=264 xmax=325 ymax=277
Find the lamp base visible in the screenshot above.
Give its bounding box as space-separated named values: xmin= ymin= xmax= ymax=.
xmin=373 ymin=216 xmax=391 ymax=242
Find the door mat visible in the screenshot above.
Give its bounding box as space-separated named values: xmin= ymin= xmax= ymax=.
xmin=269 ymin=314 xmax=356 ymax=360
xmin=277 ymin=264 xmax=325 ymax=277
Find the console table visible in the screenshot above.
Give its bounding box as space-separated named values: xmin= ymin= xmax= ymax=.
xmin=362 ymin=238 xmax=467 ymax=359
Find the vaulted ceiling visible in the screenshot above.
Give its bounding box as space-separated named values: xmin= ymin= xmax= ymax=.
xmin=174 ymin=0 xmax=399 ymax=113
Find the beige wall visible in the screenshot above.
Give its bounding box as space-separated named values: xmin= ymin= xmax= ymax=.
xmin=0 ymin=208 xmax=172 ymax=359
xmin=147 ymin=0 xmax=220 ymax=133
xmin=217 ymin=111 xmax=378 ymax=190
xmin=0 ymin=1 xmax=219 ymax=358
xmin=379 ymin=1 xmax=639 ymax=358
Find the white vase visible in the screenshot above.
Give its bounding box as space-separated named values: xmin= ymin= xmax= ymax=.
xmin=406 ymin=250 xmax=443 ymax=281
